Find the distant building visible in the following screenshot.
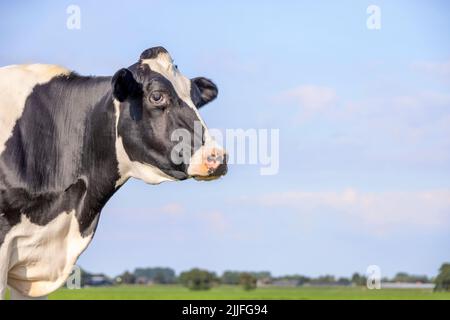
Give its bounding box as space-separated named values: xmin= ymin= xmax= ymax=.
xmin=84 ymin=275 xmax=113 ymax=286
xmin=256 ymin=278 xmax=272 ymax=288
xmin=381 ymin=282 xmax=435 ymax=289
xmin=270 ymin=279 xmax=299 ymax=287
xmin=135 ymin=277 xmax=155 ymax=285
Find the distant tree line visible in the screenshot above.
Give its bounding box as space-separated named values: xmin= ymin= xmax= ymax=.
xmin=76 ymin=263 xmax=450 ymax=292
xmin=434 ymin=263 xmax=450 ymax=292
xmin=134 ymin=267 xmax=176 ymax=284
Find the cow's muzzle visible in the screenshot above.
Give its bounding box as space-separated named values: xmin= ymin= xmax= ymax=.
xmin=187 ymin=145 xmax=228 ymax=181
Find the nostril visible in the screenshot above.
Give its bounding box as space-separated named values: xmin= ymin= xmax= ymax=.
xmin=222 ymin=153 xmax=228 ymax=165
xmin=213 ymin=163 xmax=228 ymax=176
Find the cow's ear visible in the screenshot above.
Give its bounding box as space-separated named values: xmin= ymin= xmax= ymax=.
xmin=112 ymin=68 xmax=141 ymax=102
xmin=191 ymin=77 xmax=218 ymax=108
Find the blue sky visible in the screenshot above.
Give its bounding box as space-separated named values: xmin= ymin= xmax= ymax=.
xmin=1 ymin=1 xmax=449 ymax=278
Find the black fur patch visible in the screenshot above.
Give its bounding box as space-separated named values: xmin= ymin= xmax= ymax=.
xmin=191 ymin=77 xmax=218 ymax=108
xmin=112 ymin=68 xmax=142 ymax=102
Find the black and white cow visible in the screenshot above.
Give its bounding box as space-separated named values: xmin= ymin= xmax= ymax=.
xmin=0 ymin=46 xmax=227 ymax=299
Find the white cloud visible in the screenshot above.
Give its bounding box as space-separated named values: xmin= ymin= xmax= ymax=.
xmin=247 ymin=189 xmax=450 ymax=235
xmin=198 ymin=211 xmax=229 ymax=234
xmin=278 ymin=83 xmax=450 ymax=165
xmin=108 ymin=202 xmax=185 ymax=218
xmin=160 ymin=203 xmax=185 ymax=217
xmin=412 ymin=60 xmax=450 ymax=79
xmin=279 ymin=85 xmax=337 ymax=112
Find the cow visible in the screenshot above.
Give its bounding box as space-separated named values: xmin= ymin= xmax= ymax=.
xmin=0 ymin=46 xmax=227 ymax=300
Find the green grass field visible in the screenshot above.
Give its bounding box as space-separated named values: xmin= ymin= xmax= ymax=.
xmin=29 ymin=285 xmax=450 ymax=300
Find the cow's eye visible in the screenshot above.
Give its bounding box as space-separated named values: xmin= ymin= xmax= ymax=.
xmin=149 ymin=91 xmax=167 ymax=106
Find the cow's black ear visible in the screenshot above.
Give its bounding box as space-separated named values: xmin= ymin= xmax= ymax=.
xmin=191 ymin=77 xmax=218 ymax=108
xmin=112 ymin=68 xmax=141 ymax=102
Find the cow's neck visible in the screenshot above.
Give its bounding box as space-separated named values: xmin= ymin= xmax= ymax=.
xmin=69 ymin=78 xmax=121 ymax=234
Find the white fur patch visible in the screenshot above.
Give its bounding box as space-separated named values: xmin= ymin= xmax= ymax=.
xmin=1 ymin=211 xmax=92 ymax=298
xmin=0 ymin=64 xmax=70 ymax=155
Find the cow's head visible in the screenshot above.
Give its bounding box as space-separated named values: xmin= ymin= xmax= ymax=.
xmin=112 ymin=46 xmax=227 ymax=185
